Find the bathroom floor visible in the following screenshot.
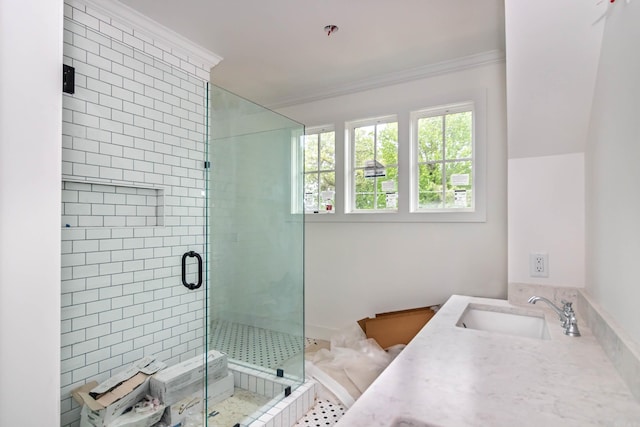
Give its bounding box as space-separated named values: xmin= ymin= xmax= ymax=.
xmin=294 ymin=399 xmax=346 ymax=427
xmin=297 ymin=339 xmax=345 ymax=426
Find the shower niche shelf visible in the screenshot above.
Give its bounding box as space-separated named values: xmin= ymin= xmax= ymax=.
xmin=61 ymin=180 xmax=164 ymax=228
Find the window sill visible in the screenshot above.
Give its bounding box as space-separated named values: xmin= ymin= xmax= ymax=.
xmin=303 ymin=210 xmax=486 ymax=223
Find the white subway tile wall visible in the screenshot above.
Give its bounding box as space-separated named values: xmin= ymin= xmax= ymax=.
xmin=60 ymin=2 xmax=210 ymax=426
xmin=62 ymin=181 xmax=164 ymax=227
xmin=226 ymin=362 xmax=317 ymax=427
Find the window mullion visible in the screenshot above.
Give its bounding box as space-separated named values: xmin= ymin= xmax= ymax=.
xmin=352 ymin=127 xmax=357 ymax=212
xmin=317 ymin=134 xmax=321 ymax=211
xmin=441 ymin=115 xmax=447 ymax=207
xmin=373 ymin=123 xmax=377 ymax=210
xmin=316 ymin=169 xmax=321 ymax=212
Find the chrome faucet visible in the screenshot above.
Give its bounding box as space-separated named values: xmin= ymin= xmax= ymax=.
xmin=528 ymin=296 xmax=581 ymax=337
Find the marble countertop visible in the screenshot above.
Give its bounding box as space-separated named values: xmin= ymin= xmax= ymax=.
xmin=334 ymin=295 xmax=640 ymax=427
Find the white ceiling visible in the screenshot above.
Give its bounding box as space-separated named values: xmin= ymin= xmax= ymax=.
xmin=119 ymin=0 xmax=505 ymax=108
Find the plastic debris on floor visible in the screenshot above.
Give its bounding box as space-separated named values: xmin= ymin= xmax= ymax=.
xmin=304 ymin=325 xmax=405 ymax=409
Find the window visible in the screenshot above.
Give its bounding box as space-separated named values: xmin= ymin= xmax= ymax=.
xmin=347 ymin=116 xmax=398 ymax=212
xmin=411 ymin=103 xmax=475 ymax=212
xmin=303 ymin=127 xmax=335 ymax=213
xmin=301 ymin=91 xmax=485 ymax=223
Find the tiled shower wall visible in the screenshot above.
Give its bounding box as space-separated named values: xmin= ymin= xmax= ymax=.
xmin=209 ymin=94 xmax=305 ymax=341
xmin=210 ymin=127 xmax=305 ymax=336
xmin=60 ymin=1 xmax=210 ymax=425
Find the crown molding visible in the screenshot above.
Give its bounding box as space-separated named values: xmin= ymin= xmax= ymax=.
xmin=269 ymin=50 xmax=505 ymax=110
xmin=76 ymin=0 xmax=222 ymax=70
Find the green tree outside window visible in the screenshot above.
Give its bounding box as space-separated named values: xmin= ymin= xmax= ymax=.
xmin=303 ymin=130 xmax=335 ymax=213
xmin=353 ymin=120 xmax=398 ymax=210
xmin=416 ymin=110 xmax=473 ymax=209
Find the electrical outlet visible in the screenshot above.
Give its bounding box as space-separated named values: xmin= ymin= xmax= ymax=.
xmin=530 ymin=253 xmax=548 ymax=277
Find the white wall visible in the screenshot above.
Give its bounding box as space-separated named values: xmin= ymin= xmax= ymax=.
xmin=505 ymin=0 xmax=605 ymax=159
xmin=508 ymin=153 xmax=585 ymax=287
xmin=0 ymin=0 xmax=63 ymax=425
xmin=505 ymin=0 xmax=605 ymax=290
xmin=278 ymin=63 xmax=507 ymax=337
xmin=506 ymin=0 xmax=640 ymax=347
xmin=586 ymin=0 xmax=640 ymax=345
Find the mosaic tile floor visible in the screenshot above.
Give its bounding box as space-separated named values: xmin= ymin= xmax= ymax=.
xmin=209 ymin=319 xmax=305 ymax=370
xmin=294 ymin=399 xmax=346 ymax=427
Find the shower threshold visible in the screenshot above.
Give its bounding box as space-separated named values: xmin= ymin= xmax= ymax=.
xmin=186 ymin=368 xmax=315 ymax=426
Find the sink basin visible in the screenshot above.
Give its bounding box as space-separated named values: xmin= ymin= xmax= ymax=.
xmin=456 ymin=304 xmax=551 ymax=340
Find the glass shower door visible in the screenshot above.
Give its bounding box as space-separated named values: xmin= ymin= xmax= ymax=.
xmin=206 ymin=85 xmax=305 ymax=426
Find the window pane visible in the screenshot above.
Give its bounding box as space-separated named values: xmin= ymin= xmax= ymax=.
xmin=354 ymin=169 xmax=375 ymax=210
xmin=417 ymin=163 xmax=444 ymax=209
xmin=304 ymin=173 xmax=319 ymax=212
xmin=350 ymin=118 xmax=399 ymax=212
xmin=319 ymin=131 xmax=335 ymax=170
xmin=319 ymin=172 xmax=335 ymax=194
xmin=304 ymin=134 xmax=319 ymax=172
xmin=376 ymin=122 xmax=398 ymax=166
xmin=354 ymin=125 xmax=375 ymax=168
xmin=445 ymin=161 xmax=472 ymax=209
xmin=319 ymin=172 xmax=335 ymax=213
xmin=417 ymin=116 xmax=443 ymax=162
xmin=377 ymin=167 xmax=398 ymax=210
xmin=383 ymin=164 xmax=398 ymax=182
xmin=445 ymin=111 xmax=472 ymax=160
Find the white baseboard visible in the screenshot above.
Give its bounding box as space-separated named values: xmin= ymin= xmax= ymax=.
xmin=305 ymin=324 xmax=338 ymax=341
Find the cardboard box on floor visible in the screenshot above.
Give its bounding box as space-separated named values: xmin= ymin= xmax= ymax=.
xmin=161 ymin=371 xmax=234 ymax=427
xmin=74 ymin=373 xmax=152 ymax=427
xmin=79 ymin=401 xmax=164 ymax=427
xmin=358 ymin=306 xmax=436 ymax=349
xmin=72 ymin=357 xmax=166 ymax=427
xmin=150 ymin=350 xmax=228 ymax=406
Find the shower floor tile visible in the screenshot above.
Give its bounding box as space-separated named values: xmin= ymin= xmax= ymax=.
xmin=209 ymin=319 xmax=304 ymax=370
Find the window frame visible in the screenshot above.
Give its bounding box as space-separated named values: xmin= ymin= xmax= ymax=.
xmin=302 ymin=125 xmax=336 ymax=214
xmin=345 ymin=115 xmax=399 ymax=214
xmin=410 ymin=102 xmax=476 ymax=214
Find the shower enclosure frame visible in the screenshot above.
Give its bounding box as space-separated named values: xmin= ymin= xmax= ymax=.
xmin=60 ymin=4 xmax=306 ymax=425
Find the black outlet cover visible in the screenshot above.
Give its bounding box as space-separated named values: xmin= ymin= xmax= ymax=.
xmin=63 ymin=64 xmax=75 ymax=94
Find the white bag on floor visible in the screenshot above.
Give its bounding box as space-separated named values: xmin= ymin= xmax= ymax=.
xmin=306 ymin=324 xmax=399 ymax=408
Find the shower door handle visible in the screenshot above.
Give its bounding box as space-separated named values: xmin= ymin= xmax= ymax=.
xmin=181 ymin=251 xmax=202 ymax=290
